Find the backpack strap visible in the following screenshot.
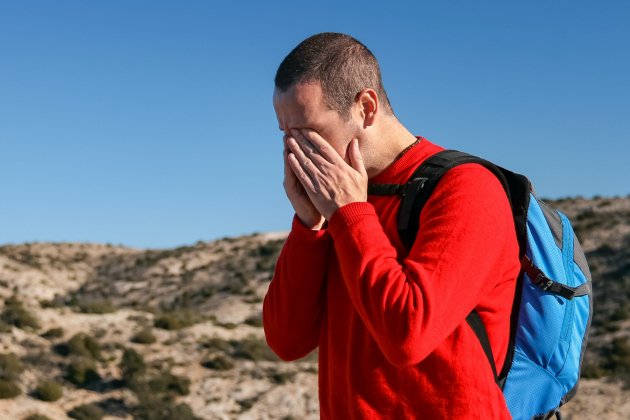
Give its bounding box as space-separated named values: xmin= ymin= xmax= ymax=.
xmin=466 ymin=310 xmax=498 ymax=379
xmin=368 ymin=149 xmax=517 ymax=384
xmin=521 ymin=255 xmax=592 ymax=299
xmin=369 ymin=150 xmax=512 ymax=250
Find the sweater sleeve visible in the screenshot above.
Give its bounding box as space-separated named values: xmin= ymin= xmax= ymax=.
xmin=263 ymin=213 xmax=331 ymax=361
xmin=327 ymin=164 xmax=516 ymax=367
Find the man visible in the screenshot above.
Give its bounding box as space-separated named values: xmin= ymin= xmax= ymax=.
xmin=263 ymin=32 xmax=520 ymax=418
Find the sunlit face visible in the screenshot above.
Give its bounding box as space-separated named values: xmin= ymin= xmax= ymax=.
xmin=273 ymin=82 xmax=359 ymax=163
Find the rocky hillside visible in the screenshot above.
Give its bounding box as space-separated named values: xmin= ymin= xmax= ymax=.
xmin=0 ymin=195 xmax=628 ymax=419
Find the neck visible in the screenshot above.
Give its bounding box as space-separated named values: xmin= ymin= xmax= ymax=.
xmin=363 ymin=117 xmax=420 ymax=179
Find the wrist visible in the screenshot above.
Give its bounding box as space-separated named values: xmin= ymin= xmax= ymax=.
xmin=296 ymin=214 xmax=326 ymax=231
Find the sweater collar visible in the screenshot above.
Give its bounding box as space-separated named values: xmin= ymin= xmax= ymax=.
xmin=369 ymin=136 xmax=432 ymax=184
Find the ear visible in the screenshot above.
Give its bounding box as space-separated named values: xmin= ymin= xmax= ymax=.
xmin=355 ymin=89 xmax=378 ymax=129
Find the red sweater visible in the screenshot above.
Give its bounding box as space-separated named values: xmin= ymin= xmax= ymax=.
xmin=263 ymin=137 xmax=520 ymax=419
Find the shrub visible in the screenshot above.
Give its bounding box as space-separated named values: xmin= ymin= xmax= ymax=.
xmin=267 ymin=369 xmax=296 ymax=385
xmin=39 ymin=294 xmax=66 ymax=309
xmin=253 ymin=239 xmax=283 ymax=256
xmin=603 ymin=321 xmax=621 ymax=333
xmin=120 ymin=348 xmax=145 ymax=385
xmin=200 ymin=337 xmax=233 ymax=353
xmin=611 ymin=306 xmax=630 ymax=322
xmin=77 ymin=299 xmax=116 ymax=314
xmin=33 ymin=380 xmax=63 ymax=402
xmin=200 ymin=354 xmax=234 ymax=371
xmin=66 ymin=358 xmax=100 ymax=386
xmin=581 ymin=357 xmax=606 ymax=379
xmin=237 ymin=396 xmax=258 ymax=411
xmin=1 ymin=353 xmax=60 ymax=396
xmin=92 ymin=328 xmax=108 ymax=339
xmin=1 ymin=296 xmax=40 ymax=330
xmin=41 ymin=327 xmax=64 ymax=339
xmin=131 ymin=328 xmax=157 ymax=345
xmin=67 ymin=403 xmax=104 ymax=420
xmin=154 ymin=310 xmax=200 ymax=330
xmin=24 ymin=415 xmax=52 ymax=420
xmin=67 ymin=333 xmax=101 ymax=360
xmin=0 ymin=379 xmax=21 ymax=399
xmin=604 ymin=337 xmax=630 ymax=374
xmin=217 ymin=322 xmax=238 ymax=330
xmin=232 ymin=336 xmax=279 ymax=362
xmin=147 ymin=372 xmax=190 ymax=396
xmin=0 ymin=353 xmax=24 ymax=381
xmin=133 ymin=394 xmax=199 ymax=420
xmin=244 ymin=314 xmax=263 ymax=328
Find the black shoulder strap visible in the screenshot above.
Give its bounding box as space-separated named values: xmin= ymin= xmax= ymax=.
xmin=396 ymin=150 xmax=511 ymax=250
xmin=368 ymin=149 xmax=532 ymax=385
xmin=369 ymin=148 xmax=530 ymax=254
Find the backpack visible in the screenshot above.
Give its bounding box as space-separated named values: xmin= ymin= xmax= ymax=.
xmin=367 ymin=149 xmax=593 ymax=420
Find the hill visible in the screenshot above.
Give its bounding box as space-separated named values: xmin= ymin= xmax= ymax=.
xmin=0 ymin=195 xmax=628 ymax=419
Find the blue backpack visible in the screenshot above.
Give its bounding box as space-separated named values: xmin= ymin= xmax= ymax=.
xmin=367 ymin=150 xmax=593 ymax=419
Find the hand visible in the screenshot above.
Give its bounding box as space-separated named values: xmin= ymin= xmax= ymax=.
xmin=286 ymin=128 xmax=368 ymax=221
xmin=282 ymin=134 xmax=326 ymax=229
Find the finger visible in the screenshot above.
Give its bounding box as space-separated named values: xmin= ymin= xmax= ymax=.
xmin=286 ymin=136 xmax=325 ymax=178
xmin=349 ymin=139 xmax=367 ymax=178
xmin=287 ymin=152 xmax=318 ymax=194
xmin=296 ymin=129 xmax=345 ymax=165
xmin=288 ymin=132 xmax=330 ymax=169
xmin=283 ymin=136 xmax=298 ymax=182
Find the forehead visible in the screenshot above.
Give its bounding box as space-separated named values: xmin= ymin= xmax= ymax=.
xmin=273 ymin=82 xmax=331 ymax=130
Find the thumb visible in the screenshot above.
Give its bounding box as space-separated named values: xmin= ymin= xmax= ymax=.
xmin=349 ymin=139 xmax=367 ymax=178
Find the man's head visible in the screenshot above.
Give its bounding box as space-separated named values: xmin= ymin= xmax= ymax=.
xmin=275 ymin=32 xmax=393 ymax=120
xmin=273 ymin=32 xmax=394 ymax=162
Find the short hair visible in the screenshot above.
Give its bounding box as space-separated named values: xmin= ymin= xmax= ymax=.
xmin=275 ymin=32 xmax=393 ymax=120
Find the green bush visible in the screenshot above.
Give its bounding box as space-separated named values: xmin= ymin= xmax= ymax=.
xmin=611 ymin=306 xmax=630 ymax=322
xmin=581 ymin=357 xmax=606 ymax=379
xmin=199 ymin=337 xmax=233 ymax=353
xmin=120 ymin=348 xmax=146 ymax=385
xmin=67 ymin=403 xmax=104 ymax=420
xmin=41 ymin=327 xmax=65 ymax=339
xmin=200 ymin=354 xmax=234 ymax=371
xmin=266 ymin=368 xmax=296 ymax=385
xmin=66 ymin=358 xmax=100 ymax=386
xmin=0 ymin=379 xmax=21 ymax=399
xmin=23 ymin=414 xmax=52 ymax=420
xmin=39 ymin=294 xmax=67 ymax=309
xmin=77 ymin=299 xmax=116 ymax=314
xmin=604 ymin=337 xmax=630 ymax=374
xmin=33 ymin=380 xmax=63 ymax=402
xmin=154 ymin=310 xmax=200 ymax=330
xmin=67 ymin=333 xmax=101 ymax=360
xmin=131 ymin=328 xmax=157 ymax=345
xmin=244 ymin=314 xmax=263 ymax=328
xmin=133 ymin=394 xmax=199 ymax=420
xmin=0 ymin=353 xmax=24 ymax=381
xmin=237 ymin=396 xmax=258 ymax=411
xmin=257 ymin=241 xmax=282 ymax=257
xmin=147 ymin=372 xmax=190 ymax=396
xmin=1 ymin=296 xmax=40 ymax=330
xmin=232 ymin=336 xmax=279 ymax=362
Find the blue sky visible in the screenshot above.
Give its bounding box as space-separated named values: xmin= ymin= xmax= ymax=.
xmin=1 ymin=1 xmax=629 ymax=248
